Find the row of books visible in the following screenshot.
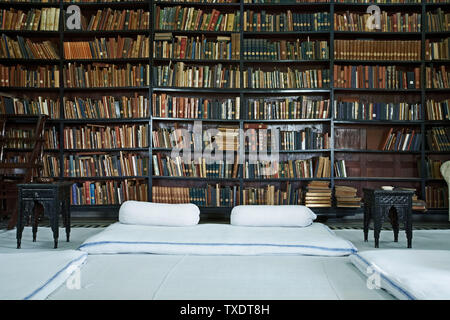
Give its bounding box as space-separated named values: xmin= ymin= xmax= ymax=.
xmin=152 ymin=185 xmax=240 ymax=207
xmin=243 ymin=156 xmax=331 ymax=179
xmin=152 ymin=154 xmax=240 ymax=178
xmin=420 ymin=158 xmax=444 ymax=179
xmin=63 ymin=63 xmax=150 ymax=88
xmin=3 ymin=128 xmax=49 ymax=148
xmin=334 ymin=101 xmax=422 ymax=121
xmin=44 ymin=127 xmax=59 ymax=149
xmin=71 ymin=180 xmax=148 ymax=205
xmin=0 ymin=64 xmax=60 ymax=87
xmin=425 ymin=65 xmax=449 ymax=89
xmin=426 ymin=99 xmax=449 ymax=121
xmin=334 ymin=159 xmax=347 ymax=178
xmin=43 ymin=154 xmax=59 ymax=177
xmin=0 ymin=34 xmax=59 ymax=59
xmin=151 ymin=124 xmax=330 ymax=152
xmin=70 ymin=8 xmax=150 ymax=31
xmin=152 ymin=125 xmax=239 ymax=151
xmin=425 ymin=38 xmax=449 ymax=61
xmin=63 ymin=124 xmax=148 ymax=149
xmin=334 ymin=40 xmax=421 ymax=61
xmin=242 ymin=183 xmax=302 ymax=205
xmin=246 ymin=97 xmax=330 ymax=120
xmin=64 ymin=95 xmax=149 ymax=119
xmin=380 ymin=128 xmax=422 ymax=151
xmin=152 ymin=94 xmax=240 ymax=119
xmin=335 ymin=0 xmax=419 ymax=3
xmin=243 ymin=0 xmax=329 ymax=2
xmin=0 ymin=7 xmax=60 ymax=31
xmin=333 ymin=65 xmax=420 ymax=89
xmin=155 ymin=7 xmax=240 ymax=32
xmin=242 ymin=39 xmax=329 ymax=61
xmin=334 ymin=12 xmax=421 ymax=32
xmin=243 ymin=68 xmax=330 ymax=89
xmin=153 ymin=63 xmax=240 ymax=88
xmin=63 ymin=36 xmax=150 ymax=59
xmin=426 ymin=127 xmax=450 ymax=151
xmin=0 ymin=95 xmax=60 ymax=118
xmin=152 ymin=127 xmax=181 ymax=149
xmin=153 ymin=34 xmax=240 ymax=60
xmin=426 ymin=9 xmax=449 ymax=32
xmin=425 ymin=186 xmax=448 ymax=209
xmin=253 ymin=124 xmax=330 ymax=151
xmin=64 ymin=152 xmax=148 ymax=177
xmin=243 ymin=11 xmax=330 ymax=32
xmin=3 ymin=127 xmax=58 ymax=150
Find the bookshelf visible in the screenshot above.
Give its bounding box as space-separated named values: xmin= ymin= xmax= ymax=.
xmin=1 ymin=0 xmax=449 ymax=218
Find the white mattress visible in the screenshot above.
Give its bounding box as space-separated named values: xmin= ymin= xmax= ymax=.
xmin=0 ymin=250 xmax=87 ymax=300
xmin=48 ymin=254 xmax=392 ymax=300
xmin=351 ymin=250 xmax=450 ymax=300
xmin=79 ymin=222 xmax=357 ymax=256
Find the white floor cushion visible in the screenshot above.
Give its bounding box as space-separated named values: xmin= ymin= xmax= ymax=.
xmin=351 ymin=249 xmax=450 ymax=300
xmin=79 ymin=222 xmax=357 ymax=256
xmin=0 ymin=250 xmax=87 ymax=300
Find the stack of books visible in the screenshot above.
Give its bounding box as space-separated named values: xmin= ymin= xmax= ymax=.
xmin=304 ymin=181 xmax=331 ymax=207
xmin=397 ymin=187 xmax=426 ymax=212
xmin=335 ymin=185 xmax=361 ymax=208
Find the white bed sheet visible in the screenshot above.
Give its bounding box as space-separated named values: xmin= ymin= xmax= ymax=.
xmin=351 ymin=249 xmax=450 ymax=300
xmin=0 ymin=250 xmax=87 ymax=300
xmin=48 ymin=254 xmax=392 ymax=300
xmin=79 ymin=222 xmax=357 ymax=256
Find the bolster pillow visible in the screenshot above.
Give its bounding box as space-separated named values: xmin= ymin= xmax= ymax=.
xmin=230 ymin=205 xmax=317 ymax=227
xmin=119 ymin=201 xmax=200 ymax=226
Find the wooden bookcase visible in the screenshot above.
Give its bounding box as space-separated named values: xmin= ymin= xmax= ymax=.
xmin=1 ymin=0 xmax=449 ymax=219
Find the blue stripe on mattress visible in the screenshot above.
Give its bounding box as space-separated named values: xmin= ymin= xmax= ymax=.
xmin=352 ymin=253 xmax=416 ymax=300
xmin=78 ymin=240 xmax=357 ymax=254
xmin=23 ymin=253 xmax=88 ymax=300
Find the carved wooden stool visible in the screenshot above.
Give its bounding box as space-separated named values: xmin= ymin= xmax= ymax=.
xmin=16 ymin=182 xmax=72 ymax=249
xmin=363 ymin=188 xmax=415 ymax=248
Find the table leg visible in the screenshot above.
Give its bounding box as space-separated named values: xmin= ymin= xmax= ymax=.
xmin=47 ymin=201 xmax=59 ymax=249
xmin=32 ymin=202 xmax=40 ymax=242
xmin=363 ymin=204 xmax=370 ymax=242
xmin=405 ymin=209 xmax=413 ymax=248
xmin=16 ymin=200 xmax=24 ymax=249
xmin=373 ymin=207 xmax=383 ymax=248
xmin=389 ymin=207 xmax=399 ymax=242
xmin=62 ymin=199 xmax=70 ymax=242
xmin=16 ymin=201 xmax=33 ymax=249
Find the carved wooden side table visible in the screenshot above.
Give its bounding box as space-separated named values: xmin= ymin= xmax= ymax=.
xmin=16 ymin=182 xmax=72 ymax=249
xmin=363 ymin=188 xmax=415 ymax=248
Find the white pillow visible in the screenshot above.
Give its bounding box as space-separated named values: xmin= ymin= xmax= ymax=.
xmin=119 ymin=201 xmax=200 ymax=226
xmin=230 ymin=205 xmax=317 ymax=227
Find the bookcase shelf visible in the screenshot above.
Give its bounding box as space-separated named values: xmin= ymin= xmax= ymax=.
xmin=0 ymin=30 xmax=60 ymax=36
xmin=63 ymin=30 xmax=151 ymax=36
xmin=1 ymin=0 xmax=447 ymax=217
xmin=0 ymin=1 xmax=59 ymax=8
xmin=63 ymin=58 xmax=150 ymax=63
xmin=63 ymin=148 xmax=148 ymax=153
xmin=333 ymin=60 xmax=423 ymax=64
xmin=62 ymin=176 xmax=148 ymax=181
xmin=334 ymin=149 xmax=422 ymax=154
xmin=62 ymin=1 xmax=149 ymax=8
